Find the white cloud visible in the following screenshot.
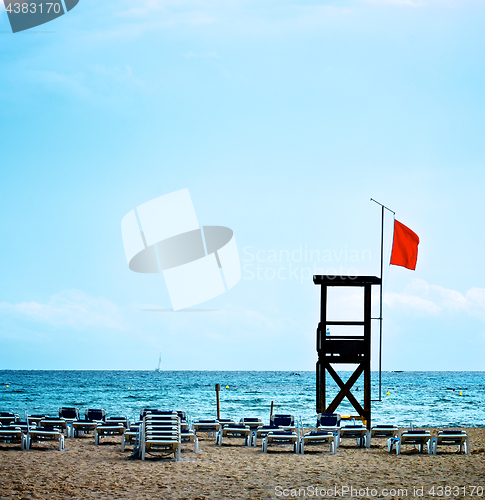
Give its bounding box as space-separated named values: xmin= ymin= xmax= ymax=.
xmin=384 ymin=279 xmax=485 ymax=320
xmin=0 ymin=289 xmax=125 ymax=330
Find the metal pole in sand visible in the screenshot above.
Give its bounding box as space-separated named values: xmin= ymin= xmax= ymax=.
xmin=215 ymin=384 xmax=220 ymax=420
xmin=370 ymin=198 xmax=395 ymax=402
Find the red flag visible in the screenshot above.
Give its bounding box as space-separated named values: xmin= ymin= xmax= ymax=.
xmin=390 ymin=220 xmax=419 ymax=270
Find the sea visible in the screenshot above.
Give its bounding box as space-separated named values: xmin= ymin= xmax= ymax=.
xmin=0 ymin=371 xmax=483 ymax=428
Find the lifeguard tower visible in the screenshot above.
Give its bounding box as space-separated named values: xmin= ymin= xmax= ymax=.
xmin=314 ymin=275 xmax=381 ymax=429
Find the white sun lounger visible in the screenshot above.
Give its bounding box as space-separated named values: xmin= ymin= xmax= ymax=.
xmin=141 ymin=411 xmax=181 ymax=461
xmin=58 ymin=408 xmax=79 ymax=437
xmin=299 ymin=430 xmax=337 ymax=455
xmin=0 ymin=425 xmax=27 ymax=450
xmin=216 ymin=423 xmax=252 ymax=446
xmin=0 ymin=412 xmax=20 ymax=426
xmin=27 ymin=426 xmax=65 ymax=451
xmin=71 ymin=409 xmax=106 ymax=438
xmin=193 ymin=419 xmax=222 ymax=437
xmin=39 ymin=418 xmax=69 ymax=436
xmin=121 ymin=422 xmax=142 ymax=452
xmin=432 ymin=430 xmax=470 ymax=455
xmin=26 ymin=415 xmax=49 ymax=426
xmin=339 ymin=424 xmax=371 ymax=448
xmin=316 ymin=413 xmax=341 ymax=433
xmin=72 ymin=419 xmax=98 ymax=438
xmin=252 ymin=425 xmax=280 ymax=446
xmin=270 ymin=414 xmax=296 ymax=432
xmin=94 ymin=422 xmax=125 ymax=445
xmin=240 ymin=417 xmax=264 ymax=431
xmin=388 ymin=429 xmax=433 ymax=455
xmin=181 ymin=428 xmax=199 ymax=453
xmin=262 ymin=429 xmax=299 ymax=453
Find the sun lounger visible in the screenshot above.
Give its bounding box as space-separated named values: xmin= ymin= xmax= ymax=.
xmin=217 ymin=418 xmax=236 ymax=427
xmin=86 ymin=409 xmax=106 ymax=422
xmin=71 ymin=419 xmax=98 ymax=438
xmin=141 ymin=411 xmax=181 ymax=461
xmin=176 ymin=411 xmax=190 ymax=431
xmin=216 ymin=423 xmax=252 ymax=446
xmin=270 ymin=414 xmax=296 ymax=432
xmin=27 ymin=426 xmax=65 ymax=451
xmin=0 ymin=425 xmax=27 ymax=450
xmin=105 ymin=416 xmax=129 ymax=428
xmin=432 ymin=430 xmax=470 ymax=455
xmin=388 ymin=429 xmax=433 ymax=455
xmin=94 ymin=421 xmax=125 ymax=445
xmin=39 ymin=417 xmax=69 ymax=436
xmin=139 ymin=411 xmax=196 ymax=454
xmin=121 ymin=422 xmax=142 ymax=452
xmin=193 ymin=419 xmax=222 ymax=437
xmin=252 ymin=425 xmax=281 ymax=446
xmin=339 ymin=424 xmax=371 ymax=448
xmin=58 ymin=408 xmax=80 ymax=437
xmin=299 ymin=430 xmax=337 ymax=455
xmin=181 ymin=428 xmax=199 ymax=453
xmin=369 ymin=425 xmax=399 ymax=447
xmin=316 ymin=413 xmax=341 ymax=433
xmin=239 ymin=417 xmax=264 ymax=431
xmin=140 ymin=409 xmax=160 ymax=420
xmin=262 ymin=429 xmax=299 ymax=453
xmin=0 ymin=412 xmax=19 ymax=426
xmin=70 ymin=409 xmax=105 ymax=437
xmin=3 ymin=421 xmax=31 ymax=433
xmin=141 ymin=409 xmax=189 ymax=431
xmin=27 ymin=415 xmax=49 ymax=426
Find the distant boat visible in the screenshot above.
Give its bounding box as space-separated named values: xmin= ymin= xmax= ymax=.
xmin=155 ymin=353 xmax=161 ymax=372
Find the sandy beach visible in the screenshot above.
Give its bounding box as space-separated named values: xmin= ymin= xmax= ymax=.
xmin=1 ymin=428 xmax=484 ymax=500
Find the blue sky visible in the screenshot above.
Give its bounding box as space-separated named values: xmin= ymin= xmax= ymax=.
xmin=1 ymin=0 xmax=484 ymax=370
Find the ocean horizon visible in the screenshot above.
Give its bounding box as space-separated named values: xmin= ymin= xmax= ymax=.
xmin=1 ymin=370 xmax=483 ymax=428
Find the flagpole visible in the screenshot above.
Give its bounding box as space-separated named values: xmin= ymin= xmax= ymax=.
xmin=370 ymin=199 xmax=395 ymax=402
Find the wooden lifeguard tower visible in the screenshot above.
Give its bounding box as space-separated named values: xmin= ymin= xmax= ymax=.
xmin=314 ymin=275 xmax=381 ymax=429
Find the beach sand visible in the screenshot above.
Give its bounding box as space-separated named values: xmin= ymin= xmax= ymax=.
xmin=0 ymin=428 xmax=484 ymax=500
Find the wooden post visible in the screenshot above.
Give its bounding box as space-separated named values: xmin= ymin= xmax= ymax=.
xmin=215 ymin=384 xmax=220 ymax=420
xmin=270 ymin=401 xmax=274 ymax=421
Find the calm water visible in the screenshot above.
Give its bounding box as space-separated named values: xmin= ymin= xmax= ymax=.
xmin=0 ymin=371 xmax=483 ymax=427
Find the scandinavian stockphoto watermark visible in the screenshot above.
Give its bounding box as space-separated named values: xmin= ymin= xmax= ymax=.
xmin=242 ymin=245 xmax=371 ymax=283
xmin=274 ymin=484 xmax=485 ymax=498
xmin=121 ymin=189 xmax=241 ymax=312
xmin=2 ymin=0 xmax=80 ymax=33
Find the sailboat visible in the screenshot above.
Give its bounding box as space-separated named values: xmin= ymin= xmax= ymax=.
xmin=155 ymin=353 xmax=161 ymax=372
